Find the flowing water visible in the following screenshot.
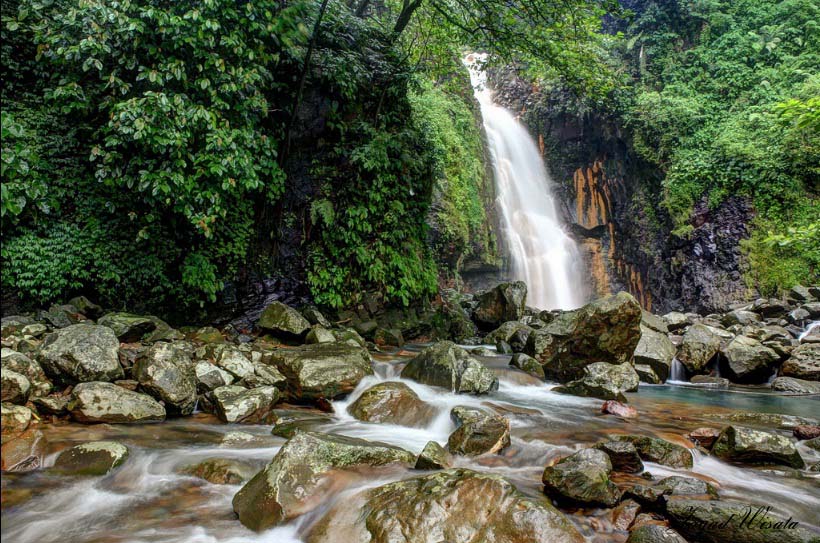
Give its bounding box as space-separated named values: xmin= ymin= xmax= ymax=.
xmin=464 ymin=54 xmax=586 ymax=310
xmin=3 ymin=347 xmax=819 ymax=542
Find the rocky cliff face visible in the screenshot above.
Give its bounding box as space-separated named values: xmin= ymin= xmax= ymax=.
xmin=489 ymin=67 xmax=752 ymax=313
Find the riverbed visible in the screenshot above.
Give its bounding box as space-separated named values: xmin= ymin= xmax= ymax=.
xmin=2 ymin=346 xmax=819 ymax=542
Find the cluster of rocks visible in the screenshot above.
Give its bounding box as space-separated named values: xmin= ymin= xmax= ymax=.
xmin=462 ymin=282 xmax=819 ymax=396
xmin=2 ymin=283 xmax=819 ymax=542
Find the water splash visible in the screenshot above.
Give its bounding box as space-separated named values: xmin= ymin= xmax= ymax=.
xmin=464 ymin=53 xmax=586 ymax=310
xmin=798 ymin=320 xmax=819 ymax=342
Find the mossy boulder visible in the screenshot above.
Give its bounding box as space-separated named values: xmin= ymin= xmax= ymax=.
xmin=594 ymin=440 xmax=644 ymax=473
xmin=666 ymin=499 xmax=819 ymax=543
xmin=447 ymin=406 xmax=510 ymax=456
xmin=553 ymin=362 xmax=640 ymax=402
xmin=1 ymin=369 xmax=30 ymax=405
xmin=133 ymin=343 xmax=197 ymax=415
xmin=400 ymin=341 xmax=498 ymax=394
xmin=677 ymin=324 xmax=722 ymax=374
xmin=633 ymin=324 xmax=675 ymax=382
xmin=615 ymin=435 xmax=693 ymax=469
xmin=38 ymin=324 xmax=123 ymax=384
xmin=525 ymin=292 xmax=642 ymax=382
xmin=542 ymin=448 xmax=621 ymax=507
xmin=627 ymin=525 xmax=688 ymax=543
xmin=780 ymin=343 xmax=820 ymax=381
xmin=1 ymin=403 xmax=32 ymax=442
xmin=510 ymin=352 xmax=545 ymax=379
xmin=53 ymin=441 xmax=129 ymax=475
xmin=348 ymin=382 xmax=436 ymax=427
xmin=1 ymin=349 xmax=51 ymax=398
xmin=270 ymin=343 xmax=373 ymax=401
xmin=181 ymin=457 xmax=257 ymax=484
xmin=257 ymin=301 xmax=311 ymax=337
xmin=711 ymin=426 xmax=804 ymax=468
xmin=473 ymin=281 xmax=528 ymax=328
xmin=305 ymin=468 xmax=585 ymax=543
xmin=305 ymin=326 xmax=336 ymax=344
xmin=68 ymin=382 xmax=165 ymax=424
xmin=232 ymin=431 xmax=414 ymax=531
xmin=771 ymin=377 xmax=820 ymax=395
xmin=415 ymin=441 xmax=452 ymax=470
xmin=97 ymin=312 xmax=157 ymax=342
xmin=722 ymin=335 xmax=779 ymax=384
xmin=194 ymin=361 xmax=234 ymax=392
xmin=211 ymin=385 xmax=279 ymax=424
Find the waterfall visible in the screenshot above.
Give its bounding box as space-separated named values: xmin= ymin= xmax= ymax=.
xmin=669 ymin=357 xmax=687 ymax=383
xmin=798 ymin=321 xmax=819 ymax=342
xmin=464 ymin=54 xmax=586 ymax=310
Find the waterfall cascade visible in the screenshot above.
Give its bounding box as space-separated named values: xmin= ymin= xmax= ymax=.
xmin=465 ymin=54 xmax=586 ymax=310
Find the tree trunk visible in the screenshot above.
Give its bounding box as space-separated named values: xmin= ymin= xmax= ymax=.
xmin=393 ymin=0 xmax=423 ymax=36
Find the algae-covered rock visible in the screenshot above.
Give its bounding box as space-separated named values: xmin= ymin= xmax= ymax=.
xmin=711 ymin=426 xmax=804 ymax=469
xmin=133 ymin=342 xmax=197 ymax=415
xmin=257 ymin=301 xmax=311 ymax=337
xmin=38 ymin=324 xmax=123 ymax=383
xmin=542 ymin=448 xmax=621 ymax=507
xmin=615 ymin=435 xmax=693 ymax=469
xmin=666 ymin=499 xmax=819 ymax=543
xmin=447 ymin=406 xmax=510 ymax=456
xmin=525 ymin=292 xmax=642 ymax=382
xmin=553 ymin=362 xmax=639 ymax=402
xmin=415 ymin=441 xmax=452 ymax=470
xmin=306 ymin=468 xmax=585 ymax=543
xmin=348 ymin=382 xmax=435 ymax=427
xmin=400 ymin=341 xmax=498 ymax=394
xmin=270 ymin=343 xmax=373 ymax=400
xmin=211 ymin=385 xmax=279 ymax=424
xmin=232 ymin=431 xmax=414 ymax=531
xmin=53 ymin=441 xmax=129 ymax=475
xmin=68 ymin=382 xmax=165 ymax=424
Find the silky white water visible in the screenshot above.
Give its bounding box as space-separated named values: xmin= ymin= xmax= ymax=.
xmin=465 ymin=54 xmax=586 ymax=310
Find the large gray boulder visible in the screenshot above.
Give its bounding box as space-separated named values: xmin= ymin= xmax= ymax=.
xmin=305 ymin=468 xmax=585 ymax=543
xmin=401 ymin=341 xmax=498 ymax=394
xmin=525 ymin=292 xmax=642 ymax=382
xmin=553 ymin=362 xmax=639 ymax=402
xmin=270 ymin=343 xmax=373 ymax=400
xmin=676 ymin=324 xmax=721 ymax=374
xmin=133 ymin=343 xmax=197 ymax=415
xmin=194 ymin=361 xmax=234 ymax=392
xmin=722 ymin=335 xmax=779 ymax=383
xmin=615 ymin=435 xmax=693 ymax=468
xmin=348 ymin=382 xmax=436 ymax=427
xmin=38 ymin=324 xmax=123 ymax=383
xmin=1 ymin=349 xmax=51 ymax=398
xmin=542 ymin=448 xmax=621 ymax=507
xmin=1 ymin=369 xmax=30 ymax=404
xmin=68 ymin=382 xmax=165 ymax=423
xmin=712 ymin=426 xmax=805 ymax=468
xmin=473 ymin=281 xmax=528 ymax=328
xmin=232 ymin=432 xmax=415 ymax=531
xmin=780 ymin=343 xmax=820 ymax=381
xmin=210 ymin=385 xmax=279 ymax=424
xmin=54 ymin=441 xmax=129 ymax=475
xmin=771 ymin=376 xmax=820 ymax=395
xmin=97 ymin=312 xmax=157 ymax=342
xmin=633 ymin=323 xmax=675 ymax=382
xmin=666 ymin=499 xmax=819 ymax=543
xmin=257 ymin=301 xmax=311 ymax=337
xmin=447 ymin=406 xmax=510 ymax=456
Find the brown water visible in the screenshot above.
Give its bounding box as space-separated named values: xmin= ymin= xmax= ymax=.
xmin=2 ymin=347 xmax=819 ymax=542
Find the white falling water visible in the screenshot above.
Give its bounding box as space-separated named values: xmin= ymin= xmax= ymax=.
xmin=465 ymin=54 xmax=585 ymax=310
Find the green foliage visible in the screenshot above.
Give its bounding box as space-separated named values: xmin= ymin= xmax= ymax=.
xmin=409 ymin=78 xmax=495 ymax=277
xmin=619 ymin=0 xmax=820 ymax=290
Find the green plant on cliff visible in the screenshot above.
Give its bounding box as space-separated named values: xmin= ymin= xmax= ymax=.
xmin=410 ymin=79 xmax=495 ymax=278
xmin=621 ymin=0 xmax=820 ymax=287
